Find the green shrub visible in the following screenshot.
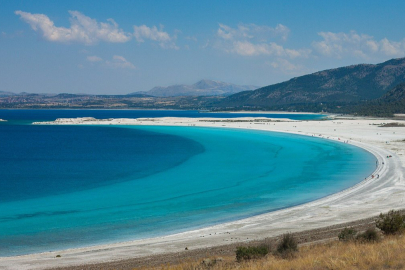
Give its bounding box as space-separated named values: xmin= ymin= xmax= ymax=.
xmin=376 ymin=210 xmax=405 ymax=235
xmin=276 ymin=233 xmax=298 ymax=258
xmin=338 ymin=227 xmax=357 ymax=242
xmin=235 ymin=246 xmax=268 ymax=262
xmin=356 ymin=228 xmax=380 ymax=243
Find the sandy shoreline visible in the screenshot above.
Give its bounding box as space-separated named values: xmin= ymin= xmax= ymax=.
xmin=212 ymin=111 xmax=325 ymax=115
xmin=1 ymin=116 xmax=405 ymax=270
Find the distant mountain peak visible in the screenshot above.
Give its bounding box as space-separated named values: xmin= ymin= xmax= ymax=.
xmin=131 ymin=79 xmax=259 ymax=97
xmin=192 ymin=79 xmax=224 ymax=88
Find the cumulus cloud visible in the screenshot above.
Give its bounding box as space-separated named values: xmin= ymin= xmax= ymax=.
xmin=214 ymin=23 xmax=309 ymax=58
xmin=87 ymin=55 xmax=103 ymax=62
xmin=380 ymin=38 xmax=405 ymax=56
xmin=227 ymin=40 xmax=310 ymax=58
xmin=105 ymin=55 xmax=135 ymax=69
xmin=15 ymin=10 xmax=131 ymax=45
xmin=313 ymin=31 xmax=405 ymax=58
xmin=268 ymin=58 xmax=304 ymax=73
xmin=217 ymin=23 xmax=290 ymax=42
xmin=133 ymin=24 xmax=178 ymax=49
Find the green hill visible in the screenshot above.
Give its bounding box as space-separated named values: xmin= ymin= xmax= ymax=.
xmin=220 ymin=58 xmax=405 ymax=109
xmin=349 ymin=82 xmax=405 ymax=117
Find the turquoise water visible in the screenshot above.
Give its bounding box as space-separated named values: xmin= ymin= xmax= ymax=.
xmin=0 ymin=111 xmax=375 ymax=256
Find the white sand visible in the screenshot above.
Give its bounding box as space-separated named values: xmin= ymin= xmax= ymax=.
xmin=215 ymin=111 xmax=322 ymax=114
xmin=2 ymin=116 xmax=405 ymax=269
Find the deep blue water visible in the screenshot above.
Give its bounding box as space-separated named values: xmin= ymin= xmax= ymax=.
xmin=0 ymin=110 xmax=375 ymax=256
xmin=0 ymin=125 xmax=203 ymax=202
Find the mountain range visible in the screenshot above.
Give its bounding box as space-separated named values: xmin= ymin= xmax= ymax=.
xmin=221 ymin=58 xmax=405 ymax=108
xmin=1 ymin=58 xmax=405 ymax=117
xmin=132 ymin=79 xmax=259 ymax=97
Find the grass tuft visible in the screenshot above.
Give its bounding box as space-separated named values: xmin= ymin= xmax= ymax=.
xmin=356 ymin=228 xmax=380 ymax=243
xmin=276 ymin=233 xmax=298 ymax=259
xmin=338 ymin=227 xmax=357 ymax=242
xmin=235 ymin=246 xmax=268 ymax=262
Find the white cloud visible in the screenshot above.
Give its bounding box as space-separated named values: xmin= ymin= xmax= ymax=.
xmin=214 ymin=23 xmax=309 ymax=58
xmin=217 ymin=23 xmax=290 ymax=42
xmin=105 ymin=55 xmax=135 ymax=69
xmin=217 ymin=24 xmax=234 ymax=40
xmin=133 ymin=24 xmax=178 ymax=49
xmin=15 ymin=10 xmax=131 ymax=45
xmin=268 ymin=58 xmax=304 ymax=72
xmin=230 ymin=40 xmax=310 ymax=58
xmin=273 ymin=24 xmax=290 ymax=41
xmin=313 ymin=31 xmax=405 ymax=58
xmin=380 ymin=38 xmax=405 ymax=56
xmin=87 ymin=55 xmax=102 ymax=62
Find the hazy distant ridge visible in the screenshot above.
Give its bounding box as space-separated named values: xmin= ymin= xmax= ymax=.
xmin=131 ymin=79 xmax=259 ymax=97
xmin=0 ymin=91 xmax=16 ymax=97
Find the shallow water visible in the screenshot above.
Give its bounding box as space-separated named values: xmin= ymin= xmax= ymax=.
xmin=0 ymin=110 xmax=375 ymax=256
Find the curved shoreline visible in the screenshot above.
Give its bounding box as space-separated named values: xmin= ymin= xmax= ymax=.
xmin=1 ymin=117 xmax=405 ymax=270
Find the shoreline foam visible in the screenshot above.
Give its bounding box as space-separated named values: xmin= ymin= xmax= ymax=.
xmin=1 ymin=117 xmax=405 ymax=270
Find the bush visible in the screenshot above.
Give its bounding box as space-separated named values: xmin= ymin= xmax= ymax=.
xmin=235 ymin=246 xmax=268 ymax=262
xmin=376 ymin=210 xmax=405 ymax=235
xmin=276 ymin=233 xmax=298 ymax=258
xmin=356 ymin=228 xmax=380 ymax=243
xmin=338 ymin=227 xmax=357 ymax=242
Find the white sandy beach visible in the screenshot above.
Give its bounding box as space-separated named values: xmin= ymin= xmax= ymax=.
xmin=1 ymin=116 xmax=405 ymax=270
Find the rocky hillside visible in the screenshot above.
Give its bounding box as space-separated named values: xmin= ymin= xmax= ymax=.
xmin=221 ymin=58 xmax=405 ymax=108
xmin=380 ymin=81 xmax=405 ymax=102
xmin=331 ymin=82 xmax=405 ymax=117
xmin=132 ymin=79 xmax=258 ymax=97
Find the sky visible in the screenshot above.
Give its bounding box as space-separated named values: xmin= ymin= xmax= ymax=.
xmin=1 ymin=0 xmax=405 ymax=94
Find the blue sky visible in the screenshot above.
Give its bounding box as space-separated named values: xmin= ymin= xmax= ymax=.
xmin=1 ymin=0 xmax=405 ymax=94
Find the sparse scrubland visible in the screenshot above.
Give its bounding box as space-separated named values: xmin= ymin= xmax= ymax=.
xmin=141 ymin=211 xmax=405 ymax=270
xmin=143 ymin=235 xmax=405 ymax=270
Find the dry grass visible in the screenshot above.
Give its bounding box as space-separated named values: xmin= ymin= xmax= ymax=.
xmin=143 ymin=234 xmax=405 ymax=270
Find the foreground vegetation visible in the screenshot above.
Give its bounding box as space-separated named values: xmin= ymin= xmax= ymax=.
xmin=142 ymin=211 xmax=405 ymax=270
xmin=145 ymin=235 xmax=405 ymax=270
